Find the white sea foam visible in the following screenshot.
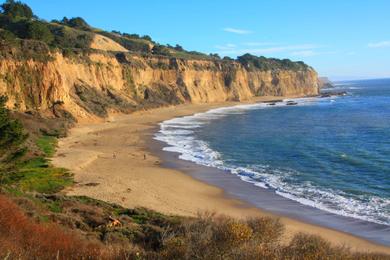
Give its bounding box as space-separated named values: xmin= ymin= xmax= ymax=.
xmin=153 ymin=97 xmax=390 ymax=226
xmin=322 ymin=84 xmax=361 ymax=91
xmin=333 ymin=82 xmax=356 ymax=86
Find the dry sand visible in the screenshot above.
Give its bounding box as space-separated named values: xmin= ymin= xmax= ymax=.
xmin=52 ymin=97 xmax=390 ymax=254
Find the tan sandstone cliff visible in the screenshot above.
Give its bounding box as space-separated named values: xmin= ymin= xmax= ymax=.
xmin=0 ymin=50 xmax=319 ymax=120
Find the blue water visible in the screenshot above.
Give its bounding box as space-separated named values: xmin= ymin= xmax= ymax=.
xmin=155 ymin=78 xmax=390 ymax=226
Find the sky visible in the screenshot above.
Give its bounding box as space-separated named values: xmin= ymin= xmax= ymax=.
xmin=12 ymin=0 xmax=390 ymax=80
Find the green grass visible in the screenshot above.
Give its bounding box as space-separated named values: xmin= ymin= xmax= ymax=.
xmin=9 ymin=159 xmax=72 ymax=193
xmin=2 ymin=135 xmax=73 ymax=194
xmin=2 ymin=186 xmax=25 ymax=196
xmin=36 ymin=135 xmax=57 ymax=157
xmin=46 ymin=200 xmax=63 ymax=213
xmin=38 ymin=215 xmax=50 ymax=223
xmin=169 ymin=50 xmax=213 ymax=60
xmin=21 ymin=157 xmax=48 ymax=168
xmin=130 ymin=209 xmax=165 ymax=224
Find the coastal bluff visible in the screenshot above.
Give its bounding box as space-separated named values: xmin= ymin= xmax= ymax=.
xmin=0 ymin=45 xmax=319 ymax=120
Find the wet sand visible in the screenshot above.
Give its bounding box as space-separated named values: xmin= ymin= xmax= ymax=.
xmin=52 ymin=97 xmax=390 ymax=254
xmin=154 ymin=139 xmax=390 ymax=246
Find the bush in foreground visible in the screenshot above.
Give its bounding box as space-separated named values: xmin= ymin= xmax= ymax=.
xmin=0 ymin=194 xmax=389 ymax=259
xmin=0 ymin=194 xmax=104 ymax=259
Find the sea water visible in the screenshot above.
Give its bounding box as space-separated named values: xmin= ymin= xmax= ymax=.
xmin=154 ymin=78 xmax=390 ymax=226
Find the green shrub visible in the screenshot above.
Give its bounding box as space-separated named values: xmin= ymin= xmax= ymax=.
xmin=0 ymin=11 xmax=93 ymax=51
xmin=25 ymin=21 xmax=54 ymax=44
xmin=209 ymin=53 xmax=220 ymax=59
xmin=174 ymin=44 xmax=184 ymax=51
xmin=141 ymin=35 xmax=152 ymax=41
xmin=61 ymin=16 xmax=90 ymax=31
xmin=35 ymin=135 xmax=57 ymax=157
xmin=0 ymin=14 xmax=54 ymax=45
xmin=0 ymin=28 xmax=17 ymax=44
xmin=0 ymin=96 xmax=28 ymax=174
xmin=237 ymin=53 xmax=310 ymax=71
xmin=152 ymin=44 xmax=171 ymax=56
xmin=50 ymin=24 xmax=93 ymax=49
xmin=0 ymin=13 xmax=28 ymax=38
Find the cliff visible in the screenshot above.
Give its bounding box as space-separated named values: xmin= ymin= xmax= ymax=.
xmin=318 ymin=77 xmax=334 ymax=89
xmin=0 ymin=50 xmax=319 ymax=120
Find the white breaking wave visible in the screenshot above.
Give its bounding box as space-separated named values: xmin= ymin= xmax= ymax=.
xmin=153 ymin=97 xmax=390 ymax=226
xmin=322 ymin=86 xmax=361 ymax=91
xmin=333 ymin=82 xmax=356 ymax=86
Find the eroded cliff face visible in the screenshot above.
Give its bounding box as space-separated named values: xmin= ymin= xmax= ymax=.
xmin=0 ymin=51 xmax=319 ymax=120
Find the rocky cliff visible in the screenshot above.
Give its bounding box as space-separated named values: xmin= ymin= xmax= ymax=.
xmin=0 ymin=50 xmax=319 ymax=120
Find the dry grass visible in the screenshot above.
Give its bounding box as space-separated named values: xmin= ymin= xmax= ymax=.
xmin=158 ymin=213 xmax=389 ymax=260
xmin=0 ymin=194 xmax=105 ymax=259
xmin=0 ymin=195 xmax=388 ymax=259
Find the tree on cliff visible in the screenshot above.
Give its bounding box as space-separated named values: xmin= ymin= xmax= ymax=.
xmin=174 ymin=44 xmax=184 ymax=51
xmin=152 ymin=44 xmax=171 ymax=56
xmin=209 ymin=53 xmax=221 ymax=59
xmin=0 ymin=96 xmax=28 ymax=175
xmin=0 ymin=0 xmax=33 ymax=19
xmin=61 ymin=17 xmax=91 ymax=30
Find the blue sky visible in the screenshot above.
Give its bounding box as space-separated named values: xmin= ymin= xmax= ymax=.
xmin=14 ymin=0 xmax=390 ymax=80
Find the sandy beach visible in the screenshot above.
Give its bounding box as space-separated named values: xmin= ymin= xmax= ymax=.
xmin=52 ymin=97 xmax=390 ymax=254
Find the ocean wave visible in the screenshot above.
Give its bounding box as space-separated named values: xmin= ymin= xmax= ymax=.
xmin=153 ymin=97 xmax=390 ymax=226
xmin=322 ymin=86 xmax=360 ymax=91
xmin=333 ymin=82 xmax=356 ymax=86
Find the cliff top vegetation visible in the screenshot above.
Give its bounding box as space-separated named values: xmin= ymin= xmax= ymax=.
xmin=0 ymin=0 xmax=310 ymax=71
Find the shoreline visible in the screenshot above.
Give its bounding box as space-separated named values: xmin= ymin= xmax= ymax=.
xmin=152 ymin=95 xmax=390 ymax=246
xmin=152 ymin=138 xmax=390 ymax=247
xmin=52 ymin=97 xmax=390 ymax=254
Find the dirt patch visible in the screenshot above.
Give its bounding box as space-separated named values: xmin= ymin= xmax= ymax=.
xmin=90 ymin=34 xmax=129 ymax=52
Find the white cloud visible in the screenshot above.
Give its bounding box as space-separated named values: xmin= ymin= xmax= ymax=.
xmin=215 ymin=43 xmax=236 ymax=50
xmin=290 ymin=50 xmax=317 ymax=57
xmin=226 ymin=43 xmax=236 ymax=48
xmin=223 ymin=27 xmax=253 ymax=34
xmin=291 ymin=50 xmax=337 ymax=57
xmin=242 ymin=42 xmax=277 ymax=46
xmin=368 ymin=41 xmax=390 ymax=48
xmin=218 ymin=44 xmax=320 ymax=56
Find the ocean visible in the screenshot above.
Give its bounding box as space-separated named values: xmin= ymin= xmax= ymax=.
xmin=154 ymin=78 xmax=390 ymax=228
